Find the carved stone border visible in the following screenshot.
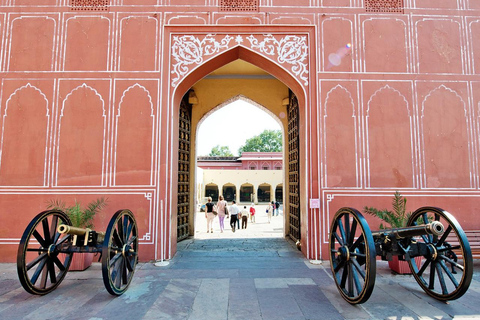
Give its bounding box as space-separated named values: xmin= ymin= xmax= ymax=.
xmin=170 ymin=33 xmax=309 ymax=87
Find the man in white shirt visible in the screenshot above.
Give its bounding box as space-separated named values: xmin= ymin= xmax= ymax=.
xmin=229 ymin=200 xmax=240 ymax=232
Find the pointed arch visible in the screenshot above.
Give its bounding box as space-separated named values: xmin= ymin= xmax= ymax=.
xmin=114 ymin=84 xmax=155 ymax=186
xmin=324 ymin=85 xmax=358 ymax=187
xmin=0 ymin=84 xmax=49 ymax=186
xmin=420 ymin=85 xmax=472 ymax=188
xmin=56 ymin=84 xmax=106 ymax=186
xmin=366 ymin=85 xmax=414 ymax=188
xmin=198 ymin=94 xmax=282 ymax=129
xmin=170 ymin=37 xmax=308 ymax=256
xmin=174 ymin=45 xmax=305 ymax=108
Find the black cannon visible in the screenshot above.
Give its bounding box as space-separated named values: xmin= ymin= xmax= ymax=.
xmin=17 ymin=209 xmax=138 ymax=296
xmin=329 ymin=206 xmax=473 ymax=304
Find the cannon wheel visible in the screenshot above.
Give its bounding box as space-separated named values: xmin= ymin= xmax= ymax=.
xmin=329 ymin=207 xmax=376 ymax=304
xmin=102 ymin=209 xmax=138 ymax=295
xmin=17 ymin=210 xmax=73 ymax=295
xmin=407 ymin=207 xmax=473 ymax=301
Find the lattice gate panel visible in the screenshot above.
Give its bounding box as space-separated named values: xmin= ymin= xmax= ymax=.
xmin=287 ymin=91 xmax=300 ymax=243
xmin=177 ymin=96 xmax=192 ymax=242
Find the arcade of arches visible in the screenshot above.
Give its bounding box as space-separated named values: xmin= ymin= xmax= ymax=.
xmin=203 ymin=182 xmax=283 ymax=204
xmin=197 ymin=152 xmax=284 ymax=204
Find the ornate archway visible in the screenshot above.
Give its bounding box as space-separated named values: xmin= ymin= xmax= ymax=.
xmin=167 ymin=27 xmax=313 ymax=254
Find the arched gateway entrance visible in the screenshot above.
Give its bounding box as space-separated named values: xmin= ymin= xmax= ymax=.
xmin=167 ymin=27 xmax=314 ymax=258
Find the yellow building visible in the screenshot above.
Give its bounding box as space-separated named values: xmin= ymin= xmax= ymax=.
xmin=197 ymin=152 xmax=283 ymax=205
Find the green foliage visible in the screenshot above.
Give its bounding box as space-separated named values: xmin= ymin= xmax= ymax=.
xmin=238 ymin=130 xmax=282 ymax=154
xmin=209 ymin=145 xmax=234 ymax=157
xmin=47 ymin=198 xmax=108 ymax=229
xmin=363 ymin=191 xmax=411 ymax=229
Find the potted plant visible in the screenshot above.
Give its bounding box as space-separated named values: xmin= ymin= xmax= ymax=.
xmin=363 ymin=191 xmax=421 ymax=274
xmin=47 ymin=197 xmax=108 ymax=271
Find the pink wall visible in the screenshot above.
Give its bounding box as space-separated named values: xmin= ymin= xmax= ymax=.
xmin=0 ymin=1 xmax=479 ymax=262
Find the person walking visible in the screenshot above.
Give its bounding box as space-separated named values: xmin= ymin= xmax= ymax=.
xmin=216 ymin=195 xmax=228 ymax=233
xmin=250 ymin=203 xmax=256 ymax=223
xmin=241 ymin=206 xmax=249 ymax=229
xmin=275 ymin=200 xmax=280 ymax=216
xmin=229 ymin=200 xmax=240 ymax=232
xmin=266 ymin=202 xmax=273 ymax=223
xmin=205 ymin=197 xmax=215 ymax=233
xmin=271 ymin=201 xmax=276 ymax=216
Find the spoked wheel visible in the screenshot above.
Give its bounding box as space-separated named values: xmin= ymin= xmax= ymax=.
xmin=17 ymin=210 xmax=73 ymax=295
xmin=102 ymin=209 xmax=138 ymax=295
xmin=407 ymin=207 xmax=473 ymax=301
xmin=329 ymin=207 xmax=376 ymax=304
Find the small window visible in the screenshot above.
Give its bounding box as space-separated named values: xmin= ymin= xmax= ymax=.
xmin=275 ymin=166 xmax=282 ymax=170
xmin=70 ymin=0 xmax=109 ymax=11
xmin=219 ymin=0 xmax=259 ymax=12
xmin=263 ymin=166 xmax=269 ymax=170
xmin=250 ymin=166 xmax=256 ymax=170
xmin=365 ymin=0 xmax=404 ymax=13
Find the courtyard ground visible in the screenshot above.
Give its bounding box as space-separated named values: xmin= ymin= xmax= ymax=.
xmin=1 ymin=204 xmax=480 ymax=319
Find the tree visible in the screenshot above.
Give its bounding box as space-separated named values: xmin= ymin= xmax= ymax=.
xmin=209 ymin=145 xmax=234 ymax=157
xmin=238 ymin=130 xmax=282 ymax=154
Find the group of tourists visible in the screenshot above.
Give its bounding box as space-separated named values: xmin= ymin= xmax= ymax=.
xmin=204 ymin=196 xmax=280 ymax=233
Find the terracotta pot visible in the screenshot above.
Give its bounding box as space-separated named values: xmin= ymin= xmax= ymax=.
xmin=388 ymin=256 xmax=423 ymax=274
xmin=68 ymin=252 xmax=94 ymax=271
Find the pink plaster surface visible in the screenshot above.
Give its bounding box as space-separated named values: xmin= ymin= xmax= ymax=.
xmin=0 ymin=1 xmax=479 ymax=262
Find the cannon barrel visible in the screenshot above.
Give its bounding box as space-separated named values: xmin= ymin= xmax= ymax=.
xmin=371 ymin=221 xmax=444 ymax=239
xmin=57 ymin=225 xmax=105 ymax=244
xmin=57 ymin=224 xmax=89 ymax=236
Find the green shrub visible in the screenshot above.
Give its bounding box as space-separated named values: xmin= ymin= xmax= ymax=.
xmin=363 ymin=191 xmax=411 ymax=229
xmin=47 ymin=198 xmax=108 ymax=229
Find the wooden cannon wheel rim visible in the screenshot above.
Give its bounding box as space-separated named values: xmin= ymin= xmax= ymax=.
xmin=101 ymin=209 xmax=138 ymax=296
xmin=17 ymin=210 xmax=73 ymax=295
xmin=329 ymin=207 xmax=376 ymax=304
xmin=407 ymin=206 xmax=473 ymax=301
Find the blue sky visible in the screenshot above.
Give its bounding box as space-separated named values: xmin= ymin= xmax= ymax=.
xmin=196 ymin=100 xmax=281 ymax=156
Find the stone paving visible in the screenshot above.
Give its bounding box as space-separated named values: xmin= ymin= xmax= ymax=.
xmin=1 ymin=205 xmax=480 ymax=319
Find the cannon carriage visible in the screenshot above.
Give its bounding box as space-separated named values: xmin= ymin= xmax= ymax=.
xmin=329 ymin=206 xmax=473 ymax=304
xmin=17 ymin=209 xmax=138 ymax=296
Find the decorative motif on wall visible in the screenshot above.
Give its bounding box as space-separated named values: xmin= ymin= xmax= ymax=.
xmin=171 ymin=34 xmax=233 ymax=87
xmin=246 ymin=34 xmax=308 ymax=85
xmin=365 ymin=0 xmax=404 ymax=13
xmin=171 ymin=34 xmax=309 ymax=87
xmin=70 ymin=0 xmax=109 ymax=11
xmin=219 ymin=0 xmax=259 ymax=12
